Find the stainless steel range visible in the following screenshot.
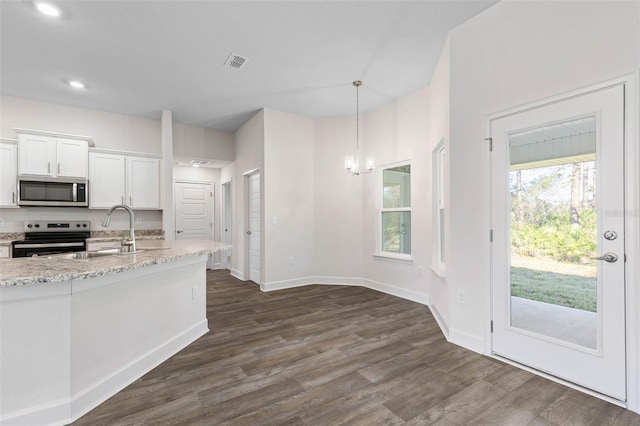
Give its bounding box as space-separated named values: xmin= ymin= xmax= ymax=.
xmin=12 ymin=220 xmax=91 ymax=258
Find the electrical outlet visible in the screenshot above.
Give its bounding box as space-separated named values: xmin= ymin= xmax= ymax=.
xmin=192 ymin=286 xmax=198 ymax=300
xmin=417 ymin=266 xmax=424 ymax=277
xmin=135 ymin=218 xmax=142 ymax=225
xmin=0 ymin=219 xmax=4 ymax=227
xmin=457 ymin=290 xmax=465 ymax=304
xmin=288 ymin=256 xmax=294 ymax=265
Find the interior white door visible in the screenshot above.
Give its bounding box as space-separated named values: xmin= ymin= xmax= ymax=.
xmin=490 ymin=84 xmax=626 ymax=399
xmin=247 ymin=172 xmax=261 ymax=284
xmin=174 ymin=182 xmax=213 ymax=267
xmin=222 ymin=181 xmax=232 ymax=270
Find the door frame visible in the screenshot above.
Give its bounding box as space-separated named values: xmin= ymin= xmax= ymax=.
xmin=243 ymin=168 xmax=262 ymax=284
xmin=221 ymin=179 xmax=232 ymax=270
xmin=484 ymin=73 xmax=639 ymax=411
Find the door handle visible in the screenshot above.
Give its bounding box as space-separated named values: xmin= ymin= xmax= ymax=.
xmin=48 ymin=162 xmax=51 ymax=174
xmin=247 ymin=230 xmax=252 ymax=235
xmin=176 ymin=230 xmax=183 ymax=233
xmin=592 ymin=252 xmax=618 ymax=263
xmin=58 ymin=163 xmax=61 ymax=174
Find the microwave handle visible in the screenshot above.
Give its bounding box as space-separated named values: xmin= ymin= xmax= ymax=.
xmin=72 ymin=183 xmax=77 ymax=202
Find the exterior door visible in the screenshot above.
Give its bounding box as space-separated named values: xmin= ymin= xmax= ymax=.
xmin=174 ymin=182 xmax=213 ymax=267
xmin=490 ymin=84 xmax=626 ymax=400
xmin=247 ymin=172 xmax=261 ymax=284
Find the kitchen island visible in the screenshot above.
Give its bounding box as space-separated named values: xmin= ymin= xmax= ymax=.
xmin=0 ymin=240 xmax=229 ymax=426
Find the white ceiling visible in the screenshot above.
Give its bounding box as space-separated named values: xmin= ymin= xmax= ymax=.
xmin=0 ymin=1 xmax=496 ymax=132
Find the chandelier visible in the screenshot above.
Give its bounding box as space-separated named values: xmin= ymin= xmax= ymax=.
xmin=344 ymin=80 xmax=375 ymax=175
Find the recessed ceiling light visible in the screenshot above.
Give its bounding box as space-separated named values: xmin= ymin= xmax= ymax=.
xmin=68 ymin=80 xmax=85 ymax=89
xmin=35 ymin=2 xmax=61 ymax=17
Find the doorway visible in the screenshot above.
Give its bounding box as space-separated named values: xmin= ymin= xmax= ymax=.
xmin=174 ymin=181 xmax=214 ymax=268
xmin=489 ymin=84 xmax=626 ymax=400
xmin=245 ymin=171 xmax=261 ymax=284
xmin=221 ymin=180 xmax=232 ymax=270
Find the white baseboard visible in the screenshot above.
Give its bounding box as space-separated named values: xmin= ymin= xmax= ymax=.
xmin=429 ymin=303 xmax=450 ymax=340
xmin=262 ymin=275 xmax=364 ymax=292
xmin=69 ymin=319 xmax=208 ymax=423
xmin=449 ymin=327 xmax=484 ymax=354
xmin=262 ymin=275 xmax=429 ymax=306
xmin=363 ymin=278 xmax=430 ymax=306
xmin=0 ymin=397 xmax=70 ymax=426
xmin=1 ymin=321 xmax=208 ymax=426
xmin=230 ymin=269 xmax=245 ymax=281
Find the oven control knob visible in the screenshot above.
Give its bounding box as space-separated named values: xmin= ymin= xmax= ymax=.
xmin=34 ymin=224 xmax=40 ymax=228
xmin=76 ymin=224 xmax=81 ymax=228
xmin=83 ymin=224 xmax=87 ymax=228
xmin=27 ymin=224 xmax=33 ymax=228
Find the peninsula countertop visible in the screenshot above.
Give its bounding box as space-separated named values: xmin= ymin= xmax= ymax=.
xmin=0 ymin=239 xmax=230 ymax=287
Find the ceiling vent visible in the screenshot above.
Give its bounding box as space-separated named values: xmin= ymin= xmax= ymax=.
xmin=224 ymin=53 xmax=248 ymax=70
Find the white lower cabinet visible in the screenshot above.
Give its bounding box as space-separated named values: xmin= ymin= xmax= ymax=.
xmin=89 ymin=152 xmax=160 ymax=209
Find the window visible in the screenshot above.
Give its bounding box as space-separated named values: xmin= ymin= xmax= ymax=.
xmin=432 ymin=140 xmax=445 ymax=275
xmin=378 ymin=162 xmax=411 ymax=260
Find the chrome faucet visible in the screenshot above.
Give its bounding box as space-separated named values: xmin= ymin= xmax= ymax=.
xmin=102 ymin=204 xmax=136 ymax=253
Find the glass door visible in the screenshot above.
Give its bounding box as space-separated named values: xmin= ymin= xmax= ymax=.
xmin=491 ymin=84 xmax=626 ymax=400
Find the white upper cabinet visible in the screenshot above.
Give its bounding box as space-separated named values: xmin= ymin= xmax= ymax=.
xmin=89 ymin=152 xmax=126 ymax=208
xmin=89 ymin=152 xmax=161 ymax=210
xmin=56 ymin=138 xmax=89 ymax=177
xmin=0 ymin=142 xmax=18 ymax=207
xmin=18 ymin=134 xmax=88 ymax=178
xmin=127 ymin=156 xmax=160 ymax=209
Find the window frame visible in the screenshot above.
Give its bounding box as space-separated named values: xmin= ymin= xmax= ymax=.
xmin=432 ymin=139 xmax=446 ymax=276
xmin=375 ymin=160 xmax=412 ymax=262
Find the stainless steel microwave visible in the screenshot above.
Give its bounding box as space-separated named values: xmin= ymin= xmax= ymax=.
xmin=18 ymin=176 xmax=88 ymax=207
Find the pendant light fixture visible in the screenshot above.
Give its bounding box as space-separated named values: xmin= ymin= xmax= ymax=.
xmin=345 ymin=80 xmax=375 ymax=175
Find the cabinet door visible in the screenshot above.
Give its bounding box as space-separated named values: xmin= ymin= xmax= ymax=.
xmin=57 ymin=139 xmax=88 ymax=178
xmin=127 ymin=156 xmax=160 ymax=209
xmin=89 ymin=153 xmax=126 ymax=208
xmin=0 ymin=143 xmax=17 ymax=207
xmin=18 ymin=135 xmax=56 ymax=176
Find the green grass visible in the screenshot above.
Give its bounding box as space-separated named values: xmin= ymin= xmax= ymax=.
xmin=510 ymin=266 xmax=596 ymax=312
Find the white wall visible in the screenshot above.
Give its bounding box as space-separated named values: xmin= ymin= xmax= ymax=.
xmin=263 ymin=109 xmax=315 ymax=285
xmin=359 ymin=87 xmax=430 ymax=303
xmin=0 ymin=96 xmax=161 ymax=154
xmin=313 ymin=116 xmax=364 ymax=279
xmin=173 ymin=123 xmax=234 ymax=162
xmin=427 ymin=36 xmax=451 ymax=330
xmin=447 ymin=0 xmax=639 ymax=349
xmin=230 ymin=110 xmax=265 ymax=280
xmin=0 ymin=208 xmax=162 ymax=234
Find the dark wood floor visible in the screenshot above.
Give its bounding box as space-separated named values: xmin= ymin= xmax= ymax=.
xmin=74 ymin=270 xmax=640 ymax=425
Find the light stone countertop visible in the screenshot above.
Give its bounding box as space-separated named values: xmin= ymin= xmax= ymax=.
xmin=0 ymin=240 xmax=230 ymax=287
xmin=86 ymin=235 xmax=165 ymax=243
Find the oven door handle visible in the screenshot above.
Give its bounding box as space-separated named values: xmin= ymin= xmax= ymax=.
xmin=13 ymin=242 xmax=86 ymax=249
